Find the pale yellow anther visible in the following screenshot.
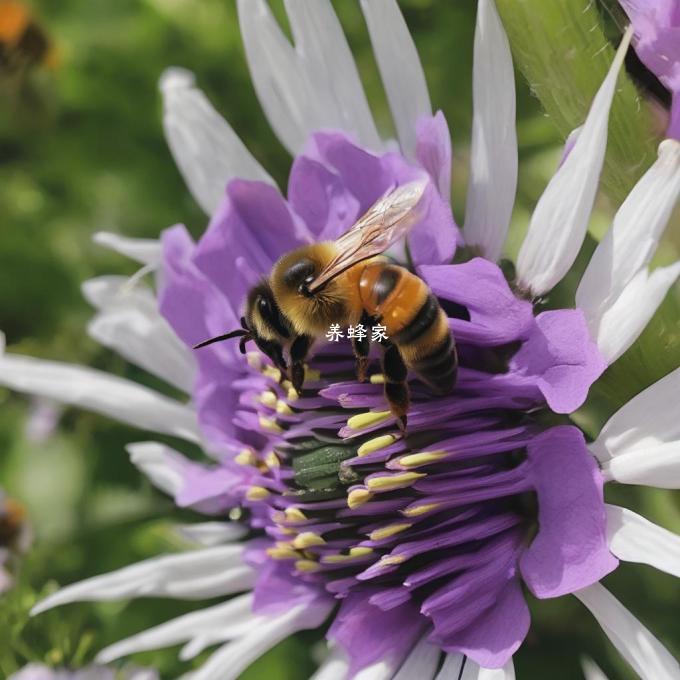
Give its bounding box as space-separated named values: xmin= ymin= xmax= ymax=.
xmin=322 ymin=547 xmax=373 ymax=564
xmin=235 ymin=449 xmax=257 ymax=466
xmin=246 ymin=352 xmax=262 ymax=370
xmin=347 ymin=410 xmax=391 ymax=431
xmin=358 ymin=434 xmax=396 ymax=457
xmin=347 ymin=488 xmax=373 ymax=509
xmin=295 ymin=559 xmax=320 ymax=572
xmin=403 ymin=502 xmax=441 ymax=518
xmin=263 ymin=365 xmax=282 ymax=382
xmin=284 ymin=507 xmax=307 ymax=523
xmin=259 ymin=391 xmax=277 ymax=408
xmin=276 ymin=400 xmax=293 ymax=415
xmin=267 ymin=546 xmax=299 ymax=560
xmin=366 ymin=472 xmax=425 ymax=492
xmin=246 ymin=486 xmax=271 ymax=501
xmin=281 ymin=379 xmax=293 ymax=391
xmin=265 ymin=451 xmax=280 ymax=468
xmin=259 ymin=416 xmax=283 ymax=433
xmin=399 ymin=450 xmax=448 ymax=468
xmin=380 ymin=554 xmax=406 ymax=566
xmin=304 ymin=366 xmax=321 ymax=381
xmin=278 ymin=526 xmax=296 ymax=535
xmin=287 ymin=386 xmax=299 ymax=401
xmin=292 ymin=532 xmax=326 ymax=549
xmin=369 ymin=523 xmax=412 ymax=541
xmin=369 ymin=373 xmax=385 ymax=384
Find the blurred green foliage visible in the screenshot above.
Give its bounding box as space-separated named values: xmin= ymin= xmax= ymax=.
xmin=0 ymin=1 xmax=678 ymax=679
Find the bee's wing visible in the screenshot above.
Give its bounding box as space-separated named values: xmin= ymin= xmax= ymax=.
xmin=307 ymin=178 xmax=428 ymax=293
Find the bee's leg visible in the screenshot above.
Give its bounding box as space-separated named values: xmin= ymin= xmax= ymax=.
xmin=255 ymin=338 xmax=287 ymax=377
xmin=290 ymin=335 xmax=313 ymax=394
xmin=380 ymin=340 xmax=409 ymax=432
xmin=352 ymin=312 xmax=372 ymax=382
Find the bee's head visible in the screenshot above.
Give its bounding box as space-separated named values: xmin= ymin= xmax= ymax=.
xmin=194 ymin=280 xmax=292 ymax=373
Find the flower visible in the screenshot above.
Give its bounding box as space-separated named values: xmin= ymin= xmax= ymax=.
xmin=0 ymin=488 xmax=30 ymax=594
xmin=0 ymin=1 xmax=679 ymax=678
xmin=8 ymin=663 xmax=158 ymax=680
xmin=618 ymin=0 xmax=680 ymax=139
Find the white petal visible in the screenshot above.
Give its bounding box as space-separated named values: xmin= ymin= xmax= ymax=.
xmin=460 ymin=658 xmax=515 ymax=680
xmin=354 ymin=662 xmax=393 ymax=680
xmin=601 ymin=442 xmax=680 ymax=488
xmin=463 ymin=0 xmax=518 ymax=262
xmin=31 ymin=546 xmax=254 ymax=614
xmin=121 ymin=667 xmax=160 ymax=680
xmin=160 ymin=67 xmax=276 ymax=216
xmin=96 ymin=593 xmax=259 ymax=663
xmin=359 ymin=0 xmax=431 ymax=159
xmin=0 ymin=353 xmax=200 ymax=443
xmin=393 ymin=636 xmax=440 ymax=680
xmin=127 ymin=441 xmax=188 ymax=496
xmin=590 ymin=366 xmax=680 ymax=461
xmin=92 ymin=232 xmax=161 ymax=266
xmin=581 ymin=657 xmax=610 ymax=680
xmin=575 ymin=583 xmax=679 ymax=680
xmin=310 ymin=648 xmax=350 ymax=680
xmin=182 ymin=599 xmax=333 ymax=680
xmin=83 ymin=276 xmax=196 ymax=393
xmin=516 ymin=28 xmax=633 ymax=296
xmin=237 ymin=0 xmax=381 ymax=156
xmin=174 ymin=522 xmax=248 ymax=547
xmin=577 ymin=139 xmax=680 ymax=324
xmin=435 ymin=653 xmax=464 ymax=679
xmin=588 ymin=261 xmax=680 ymax=364
xmin=606 ymin=504 xmax=680 ymax=578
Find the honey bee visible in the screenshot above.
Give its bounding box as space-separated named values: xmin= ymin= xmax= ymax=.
xmin=195 ymin=179 xmax=457 ymax=430
xmin=0 ymin=1 xmax=56 ymax=77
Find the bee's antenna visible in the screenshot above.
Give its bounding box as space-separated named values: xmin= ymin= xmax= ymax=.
xmin=193 ymin=328 xmax=249 ymax=349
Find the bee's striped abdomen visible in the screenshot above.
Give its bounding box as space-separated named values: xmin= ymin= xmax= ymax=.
xmin=359 ymin=263 xmax=457 ymax=395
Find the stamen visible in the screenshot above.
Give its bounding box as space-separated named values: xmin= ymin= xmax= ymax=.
xmin=295 ymin=559 xmax=320 ymax=572
xmin=265 ymin=452 xmax=280 ymax=469
xmin=259 ymin=391 xmax=277 ymax=408
xmin=292 ymin=532 xmax=326 ymax=549
xmin=403 ymin=502 xmax=441 ymax=518
xmin=347 ymin=410 xmax=391 ymax=431
xmin=246 ymin=486 xmax=271 ymax=501
xmin=263 ymin=366 xmax=282 ymax=382
xmin=358 ymin=434 xmax=396 ymax=456
xmin=347 ymin=488 xmax=373 ymax=509
xmin=267 ymin=545 xmax=300 ymax=560
xmin=369 ymin=523 xmax=412 ymax=541
xmin=259 ymin=416 xmax=283 ymax=433
xmin=235 ymin=449 xmax=258 ymax=466
xmin=304 ymin=366 xmax=321 ymax=381
xmin=287 ymin=386 xmax=299 ymax=401
xmin=284 ymin=507 xmax=307 ymax=523
xmin=366 ymin=472 xmax=426 ymax=492
xmin=369 ymin=373 xmax=385 ymax=384
xmin=321 ymin=547 xmax=373 ymax=564
xmin=276 ymin=400 xmax=293 ymax=415
xmin=398 ymin=451 xmax=448 ymax=468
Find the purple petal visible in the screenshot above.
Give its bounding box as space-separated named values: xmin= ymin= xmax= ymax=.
xmin=328 ymin=592 xmax=425 ymax=676
xmin=307 ymin=130 xmax=457 ymax=266
xmin=288 ymin=155 xmax=360 ymax=240
xmin=253 ymin=559 xmax=332 ymax=616
xmin=441 ymin=578 xmax=530 ymax=669
xmin=510 ymin=309 xmax=606 ymax=413
xmin=420 ymin=258 xmax=534 ymax=345
xmin=159 ymin=224 xmax=239 ymax=368
xmin=193 ymin=180 xmax=312 ymax=308
xmin=520 ymin=426 xmax=618 ymax=598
